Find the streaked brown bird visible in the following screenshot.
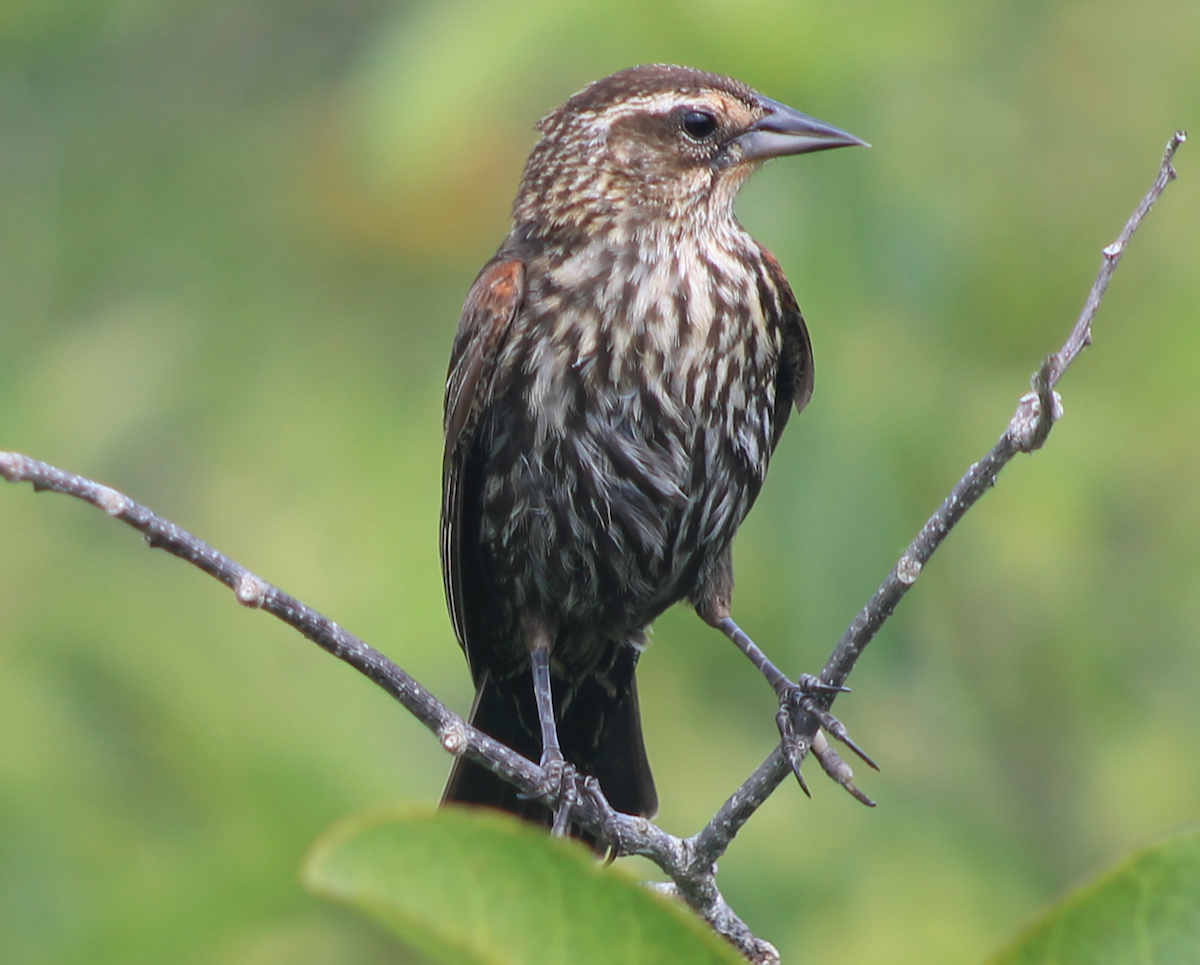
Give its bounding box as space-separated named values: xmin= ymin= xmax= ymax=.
xmin=441 ymin=64 xmax=867 ymax=834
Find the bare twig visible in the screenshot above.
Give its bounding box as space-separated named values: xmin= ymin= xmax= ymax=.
xmin=0 ymin=452 xmax=547 ymax=807
xmin=0 ymin=131 xmax=1184 ymax=962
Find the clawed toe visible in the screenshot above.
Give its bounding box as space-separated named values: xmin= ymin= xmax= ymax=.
xmin=795 ymin=672 xmax=850 ymax=695
xmin=777 ymin=676 xmax=877 ymax=803
xmin=581 ymin=776 xmax=624 ymax=862
xmin=811 ymin=734 xmax=876 ymax=807
xmin=513 ymin=754 xmax=580 ymax=834
xmin=540 ymin=756 xmax=578 ymax=836
xmin=775 ymin=705 xmax=813 ymax=797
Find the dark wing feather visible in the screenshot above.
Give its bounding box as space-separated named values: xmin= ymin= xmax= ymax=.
xmin=757 ymin=244 xmax=814 ymax=442
xmin=441 ymin=257 xmax=526 ymax=655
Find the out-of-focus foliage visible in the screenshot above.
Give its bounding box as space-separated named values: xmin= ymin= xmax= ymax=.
xmin=988 ymin=824 xmax=1200 ymax=965
xmin=0 ymin=0 xmax=1196 ymax=962
xmin=305 ymin=807 xmax=745 ymax=965
xmin=310 ymin=813 xmax=1200 ymax=965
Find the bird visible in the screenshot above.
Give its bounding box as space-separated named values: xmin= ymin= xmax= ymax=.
xmin=440 ymin=64 xmax=867 ymax=836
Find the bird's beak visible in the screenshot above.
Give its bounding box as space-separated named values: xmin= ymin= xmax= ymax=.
xmin=732 ymin=97 xmax=869 ymax=163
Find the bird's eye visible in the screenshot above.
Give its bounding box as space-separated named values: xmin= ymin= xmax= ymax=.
xmin=680 ymin=110 xmax=718 ymax=141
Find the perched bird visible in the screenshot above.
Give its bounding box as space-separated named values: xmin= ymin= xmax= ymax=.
xmin=440 ymin=64 xmax=866 ymax=834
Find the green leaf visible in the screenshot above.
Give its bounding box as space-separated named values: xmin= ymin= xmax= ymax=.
xmin=988 ymin=825 xmax=1200 ymax=965
xmin=304 ymin=807 xmax=745 ymax=965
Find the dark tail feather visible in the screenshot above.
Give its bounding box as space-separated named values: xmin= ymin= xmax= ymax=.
xmin=441 ymin=668 xmax=546 ymax=823
xmin=442 ymin=646 xmax=657 ymax=839
xmin=562 ymin=648 xmax=657 ymax=820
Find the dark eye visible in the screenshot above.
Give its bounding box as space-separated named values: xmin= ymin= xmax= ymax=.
xmin=680 ymin=110 xmax=718 ymax=141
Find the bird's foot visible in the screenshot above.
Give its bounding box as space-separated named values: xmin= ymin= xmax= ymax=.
xmin=777 ymin=674 xmax=877 ymax=803
xmin=533 ymin=752 xmax=579 ymax=837
xmin=581 ymin=776 xmax=626 ymax=862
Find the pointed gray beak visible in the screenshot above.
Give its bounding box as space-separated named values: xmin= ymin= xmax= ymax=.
xmin=731 ymin=97 xmax=869 ymax=164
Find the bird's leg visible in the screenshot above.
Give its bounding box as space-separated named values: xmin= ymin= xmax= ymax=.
xmin=528 ymin=635 xmax=577 ymax=835
xmin=712 ymin=614 xmax=877 ymax=799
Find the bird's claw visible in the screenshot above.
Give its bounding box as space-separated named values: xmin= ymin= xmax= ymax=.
xmin=531 ymin=755 xmax=578 ymax=836
xmin=776 ymin=704 xmax=813 ymax=797
xmin=777 ymin=675 xmax=878 ymax=801
xmin=796 ymin=672 xmax=850 ymax=695
xmin=582 ymin=776 xmax=624 ymax=862
xmin=811 ymin=735 xmax=876 ymax=807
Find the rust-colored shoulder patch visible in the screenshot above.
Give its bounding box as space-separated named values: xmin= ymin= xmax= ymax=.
xmin=471 ymin=259 xmax=523 ymax=318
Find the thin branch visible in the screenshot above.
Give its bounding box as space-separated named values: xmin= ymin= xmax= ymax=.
xmin=0 ymin=452 xmax=547 ymax=805
xmin=0 ymin=131 xmax=1184 ymax=964
xmin=1046 ymin=131 xmax=1186 ymax=389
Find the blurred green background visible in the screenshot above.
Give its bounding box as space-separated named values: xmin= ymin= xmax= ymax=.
xmin=1 ymin=1 xmax=1197 ymax=962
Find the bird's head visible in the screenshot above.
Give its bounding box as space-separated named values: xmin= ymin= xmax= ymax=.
xmin=512 ymin=64 xmax=866 ymax=239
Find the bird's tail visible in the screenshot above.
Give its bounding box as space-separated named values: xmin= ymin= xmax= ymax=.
xmin=441 ymin=645 xmax=657 ymax=838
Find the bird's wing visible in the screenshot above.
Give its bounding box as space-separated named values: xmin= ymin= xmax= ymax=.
xmin=441 ymin=256 xmax=526 ymax=655
xmin=757 ymin=245 xmax=814 ymax=431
